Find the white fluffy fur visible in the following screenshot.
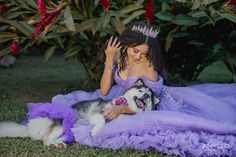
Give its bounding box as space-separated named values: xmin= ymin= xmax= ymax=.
xmin=27 ymin=117 xmax=53 ymax=140
xmin=0 ymin=122 xmax=29 ymax=138
xmin=89 ymin=113 xmax=106 ymax=137
xmin=0 ymin=117 xmax=66 ymax=148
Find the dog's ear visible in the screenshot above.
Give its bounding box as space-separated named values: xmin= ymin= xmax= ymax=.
xmin=152 ymin=96 xmax=160 ymax=109
xmin=153 ymin=96 xmax=160 ymax=104
xmin=133 ymin=79 xmax=144 ymax=86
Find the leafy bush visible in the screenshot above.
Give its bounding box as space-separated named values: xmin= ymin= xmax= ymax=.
xmin=154 ymin=0 xmax=236 ymax=84
xmin=0 ymin=0 xmax=146 ymax=87
xmin=0 ymin=0 xmax=235 ymax=86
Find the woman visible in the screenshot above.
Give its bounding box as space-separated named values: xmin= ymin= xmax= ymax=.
xmin=27 ymin=22 xmax=236 ymax=156
xmin=101 ymin=22 xmax=166 ymax=120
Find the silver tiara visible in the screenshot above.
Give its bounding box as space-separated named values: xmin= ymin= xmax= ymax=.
xmin=131 ymin=25 xmax=160 ymax=38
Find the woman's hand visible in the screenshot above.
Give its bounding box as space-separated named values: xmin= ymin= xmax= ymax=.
xmin=100 ymin=36 xmax=121 ymax=96
xmin=105 ymin=106 xmax=124 ymax=120
xmin=104 ymin=105 xmax=136 ymax=120
xmin=105 ymin=36 xmax=122 ymax=63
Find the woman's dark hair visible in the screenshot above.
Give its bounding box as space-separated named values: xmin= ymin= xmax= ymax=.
xmin=118 ymin=22 xmax=167 ymax=80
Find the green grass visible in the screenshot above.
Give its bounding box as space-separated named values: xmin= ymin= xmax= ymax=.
xmin=0 ymin=55 xmax=172 ymax=157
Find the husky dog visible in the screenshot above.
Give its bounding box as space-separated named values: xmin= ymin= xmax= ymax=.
xmin=0 ymin=80 xmax=159 ymax=148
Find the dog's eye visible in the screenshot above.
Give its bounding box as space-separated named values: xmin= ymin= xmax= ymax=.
xmin=143 ymin=93 xmax=150 ymax=99
xmin=133 ymin=96 xmax=138 ymax=101
xmin=138 ymin=90 xmax=143 ymax=92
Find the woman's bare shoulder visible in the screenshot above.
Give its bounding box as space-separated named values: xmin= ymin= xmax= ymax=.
xmin=146 ymin=63 xmax=158 ymax=81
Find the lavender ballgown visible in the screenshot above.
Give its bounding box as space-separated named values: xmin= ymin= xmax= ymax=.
xmin=26 ymin=69 xmax=236 ymax=157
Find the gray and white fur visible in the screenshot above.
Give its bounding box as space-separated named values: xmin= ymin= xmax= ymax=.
xmin=0 ymin=79 xmax=160 ymax=148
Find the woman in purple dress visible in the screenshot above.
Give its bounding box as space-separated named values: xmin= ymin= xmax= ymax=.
xmin=28 ymin=22 xmax=236 ymax=157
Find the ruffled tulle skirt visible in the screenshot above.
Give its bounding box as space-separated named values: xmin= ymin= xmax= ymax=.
xmin=27 ymin=83 xmax=236 ymax=156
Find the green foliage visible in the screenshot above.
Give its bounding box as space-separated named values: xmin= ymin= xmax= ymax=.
xmin=0 ymin=0 xmax=236 ymax=85
xmin=154 ymin=0 xmax=236 ymax=84
xmin=0 ymin=0 xmax=146 ymax=86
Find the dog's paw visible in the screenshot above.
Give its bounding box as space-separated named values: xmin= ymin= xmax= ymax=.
xmin=49 ymin=142 xmax=67 ymax=149
xmin=90 ymin=130 xmax=97 ymax=137
xmin=46 ymin=138 xmax=67 ymax=149
xmin=90 ymin=127 xmax=100 ymax=137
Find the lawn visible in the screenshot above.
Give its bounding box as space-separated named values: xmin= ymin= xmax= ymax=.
xmin=0 ymin=55 xmax=171 ymax=157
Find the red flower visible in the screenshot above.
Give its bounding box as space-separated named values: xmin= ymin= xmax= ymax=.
xmin=38 ymin=0 xmax=47 ymax=15
xmin=226 ymin=0 xmax=236 ymax=6
xmin=32 ymin=10 xmax=60 ymax=38
xmin=100 ymin=0 xmax=109 ymax=11
xmin=171 ymin=3 xmax=178 ymax=15
xmin=145 ymin=0 xmax=156 ymax=23
xmin=0 ymin=5 xmax=9 ymax=13
xmin=11 ymin=40 xmax=20 ymax=56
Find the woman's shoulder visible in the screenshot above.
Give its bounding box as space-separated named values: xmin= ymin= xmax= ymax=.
xmin=131 ymin=60 xmax=158 ymax=82
xmin=143 ymin=61 xmax=158 ymax=82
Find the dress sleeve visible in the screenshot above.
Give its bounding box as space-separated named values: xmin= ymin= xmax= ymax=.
xmin=143 ymin=75 xmax=164 ymax=96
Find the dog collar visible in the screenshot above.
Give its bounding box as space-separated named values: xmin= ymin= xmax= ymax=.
xmin=112 ymin=96 xmax=128 ymax=106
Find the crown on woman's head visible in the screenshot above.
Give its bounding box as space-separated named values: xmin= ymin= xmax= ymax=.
xmin=131 ymin=25 xmax=160 ymax=38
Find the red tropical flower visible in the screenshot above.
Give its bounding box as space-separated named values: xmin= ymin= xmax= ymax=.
xmin=11 ymin=40 xmax=20 ymax=56
xmin=32 ymin=10 xmax=60 ymax=38
xmin=226 ymin=0 xmax=236 ymax=6
xmin=0 ymin=5 xmax=9 ymax=13
xmin=171 ymin=3 xmax=178 ymax=15
xmin=100 ymin=0 xmax=109 ymax=11
xmin=38 ymin=0 xmax=47 ymax=15
xmin=145 ymin=0 xmax=156 ymax=23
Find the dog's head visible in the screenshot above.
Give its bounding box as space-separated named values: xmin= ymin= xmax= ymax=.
xmin=123 ymin=79 xmax=160 ymax=113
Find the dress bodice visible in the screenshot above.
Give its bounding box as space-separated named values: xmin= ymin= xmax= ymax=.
xmin=114 ymin=69 xmax=163 ymax=95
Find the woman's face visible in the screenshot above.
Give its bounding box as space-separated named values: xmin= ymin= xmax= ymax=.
xmin=127 ymin=44 xmax=149 ymax=62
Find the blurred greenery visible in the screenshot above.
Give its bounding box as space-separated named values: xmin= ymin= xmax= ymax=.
xmin=197 ymin=60 xmax=233 ymax=82
xmin=0 ymin=55 xmax=87 ymax=121
xmin=0 ymin=0 xmax=236 ymax=85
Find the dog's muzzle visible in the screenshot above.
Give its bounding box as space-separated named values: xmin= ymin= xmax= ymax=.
xmin=133 ymin=94 xmax=150 ymax=111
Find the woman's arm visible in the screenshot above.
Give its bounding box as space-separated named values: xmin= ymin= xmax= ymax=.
xmin=105 ymin=105 xmax=135 ymax=120
xmin=100 ymin=58 xmax=115 ymax=96
xmin=100 ymin=36 xmax=121 ymax=96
